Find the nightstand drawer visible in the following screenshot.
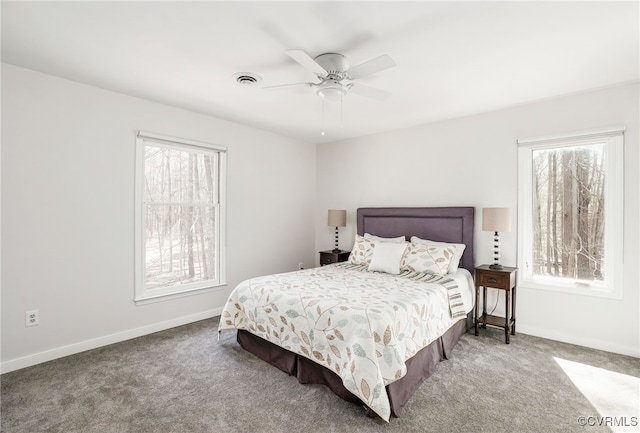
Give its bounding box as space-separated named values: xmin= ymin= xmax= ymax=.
xmin=321 ymin=255 xmax=336 ymax=265
xmin=319 ymin=250 xmax=350 ymax=266
xmin=478 ymin=271 xmax=509 ymax=289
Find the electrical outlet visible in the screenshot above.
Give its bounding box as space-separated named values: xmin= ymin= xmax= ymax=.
xmin=298 ymin=262 xmax=304 ymax=270
xmin=25 ymin=310 xmax=39 ymax=327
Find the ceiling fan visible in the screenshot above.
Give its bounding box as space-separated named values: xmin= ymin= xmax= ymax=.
xmin=264 ymin=49 xmax=396 ymax=102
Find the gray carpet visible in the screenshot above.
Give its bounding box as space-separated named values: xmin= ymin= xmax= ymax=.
xmin=2 ymin=317 xmax=638 ymax=433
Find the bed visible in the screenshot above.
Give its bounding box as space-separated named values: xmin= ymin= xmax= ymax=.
xmin=218 ymin=207 xmax=475 ymax=421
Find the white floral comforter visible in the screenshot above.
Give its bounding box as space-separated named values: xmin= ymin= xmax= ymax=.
xmin=218 ymin=263 xmax=467 ymax=421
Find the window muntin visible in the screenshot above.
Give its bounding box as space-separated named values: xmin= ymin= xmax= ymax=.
xmin=135 ymin=132 xmax=226 ymax=302
xmin=517 ymin=128 xmax=623 ymax=299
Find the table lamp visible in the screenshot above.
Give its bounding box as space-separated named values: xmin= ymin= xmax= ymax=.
xmin=482 ymin=207 xmax=511 ymax=270
xmin=328 ymin=209 xmax=347 ymax=253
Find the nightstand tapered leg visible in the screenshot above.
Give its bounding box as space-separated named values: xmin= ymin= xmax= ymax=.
xmin=505 ymin=289 xmax=510 ymax=344
xmin=481 ymin=286 xmax=487 ymax=329
xmin=512 ymin=286 xmax=517 ymax=335
xmin=474 ymin=284 xmax=479 ymax=336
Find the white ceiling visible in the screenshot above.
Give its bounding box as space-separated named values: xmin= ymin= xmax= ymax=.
xmin=2 ymin=1 xmax=638 ymax=144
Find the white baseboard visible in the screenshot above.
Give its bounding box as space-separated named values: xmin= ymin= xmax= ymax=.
xmin=516 ymin=324 xmax=640 ymax=358
xmin=1 ymin=308 xmax=222 ymax=374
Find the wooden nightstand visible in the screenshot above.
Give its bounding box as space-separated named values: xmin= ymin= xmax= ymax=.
xmin=474 ymin=265 xmax=518 ymax=344
xmin=319 ymin=250 xmax=350 ymax=266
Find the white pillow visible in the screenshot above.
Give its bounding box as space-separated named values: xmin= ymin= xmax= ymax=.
xmin=368 ymin=241 xmax=408 ymax=275
xmin=410 ymin=236 xmax=466 ymax=274
xmin=364 ymin=233 xmax=406 ymax=243
xmin=401 ymin=242 xmax=456 ymax=276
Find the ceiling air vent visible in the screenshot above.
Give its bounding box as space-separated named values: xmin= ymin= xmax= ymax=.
xmin=233 ymin=72 xmax=262 ymax=87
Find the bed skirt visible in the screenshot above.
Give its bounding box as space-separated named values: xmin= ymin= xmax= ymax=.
xmin=236 ymin=312 xmax=473 ymax=418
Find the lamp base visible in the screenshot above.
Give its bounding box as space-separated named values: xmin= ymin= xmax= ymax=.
xmin=332 ymin=248 xmax=341 ymax=253
xmin=489 ymin=263 xmax=504 ymax=270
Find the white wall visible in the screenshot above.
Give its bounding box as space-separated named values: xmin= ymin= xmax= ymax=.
xmin=1 ymin=64 xmax=317 ymax=372
xmin=2 ymin=64 xmax=637 ymax=373
xmin=316 ymin=82 xmax=639 ymax=357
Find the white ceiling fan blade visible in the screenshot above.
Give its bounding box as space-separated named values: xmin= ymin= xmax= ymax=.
xmin=263 ymin=82 xmax=314 ymax=90
xmin=285 ymin=49 xmax=327 ymax=75
xmin=346 ymin=54 xmax=396 ymax=80
xmin=349 ymin=83 xmax=391 ymax=101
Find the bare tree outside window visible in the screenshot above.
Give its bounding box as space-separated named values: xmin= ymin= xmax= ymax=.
xmin=531 ymin=143 xmax=605 ymax=281
xmin=144 ymin=146 xmax=218 ymax=289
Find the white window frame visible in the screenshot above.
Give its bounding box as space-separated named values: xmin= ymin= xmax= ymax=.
xmin=135 ymin=131 xmax=227 ymax=303
xmin=517 ymin=126 xmax=624 ymax=299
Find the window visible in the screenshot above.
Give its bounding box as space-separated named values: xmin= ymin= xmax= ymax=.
xmin=135 ymin=131 xmax=227 ymax=302
xmin=517 ymin=127 xmax=624 ymax=299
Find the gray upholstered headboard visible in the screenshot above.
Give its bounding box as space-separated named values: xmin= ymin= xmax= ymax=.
xmin=356 ymin=207 xmax=475 ymax=274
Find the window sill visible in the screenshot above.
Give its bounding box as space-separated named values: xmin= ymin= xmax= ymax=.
xmin=519 ymin=277 xmax=622 ymax=300
xmin=135 ymin=283 xmax=227 ymax=306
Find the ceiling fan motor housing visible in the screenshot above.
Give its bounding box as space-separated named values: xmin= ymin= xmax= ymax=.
xmin=314 ymin=53 xmax=350 ymax=78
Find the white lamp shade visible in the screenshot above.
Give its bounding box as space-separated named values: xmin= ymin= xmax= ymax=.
xmin=482 ymin=207 xmax=511 ymax=232
xmin=328 ymin=209 xmax=347 ymax=227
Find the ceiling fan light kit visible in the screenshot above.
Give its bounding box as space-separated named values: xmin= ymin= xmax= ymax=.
xmin=316 ymin=80 xmax=347 ymax=102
